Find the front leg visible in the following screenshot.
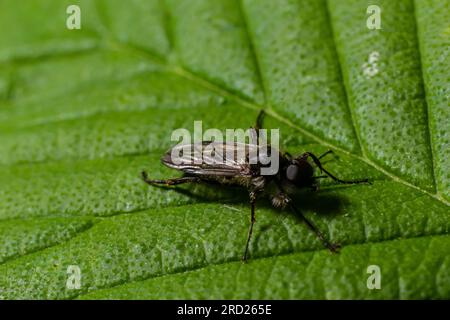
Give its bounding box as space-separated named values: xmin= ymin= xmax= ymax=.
xmin=301 ymin=152 xmax=369 ymax=185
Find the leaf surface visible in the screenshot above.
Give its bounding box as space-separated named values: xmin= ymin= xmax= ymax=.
xmin=0 ymin=0 xmax=448 ymax=299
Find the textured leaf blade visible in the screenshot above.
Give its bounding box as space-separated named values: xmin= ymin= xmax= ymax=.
xmin=0 ymin=0 xmax=448 ymax=300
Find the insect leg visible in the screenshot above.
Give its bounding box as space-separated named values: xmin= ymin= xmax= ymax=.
xmin=242 ymin=191 xmax=257 ymax=262
xmin=255 ymin=109 xmax=265 ymax=131
xmin=288 ymin=201 xmax=340 ymax=253
xmin=141 ymin=171 xmax=200 ymax=186
xmin=249 ymin=110 xmax=266 ymax=145
xmin=284 ymin=151 xmax=293 ymax=160
xmin=318 ymin=150 xmax=334 ymax=160
xmin=273 ymin=181 xmax=339 ymax=253
xmin=303 ymin=152 xmax=370 ymax=185
xmin=311 ymin=175 xmax=328 ymax=192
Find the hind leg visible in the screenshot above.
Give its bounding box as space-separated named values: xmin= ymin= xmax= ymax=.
xmin=141 ymin=171 xmax=200 ymax=186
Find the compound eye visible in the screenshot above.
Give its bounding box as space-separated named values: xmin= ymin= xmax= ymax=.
xmin=286 ymin=164 xmax=299 ymax=181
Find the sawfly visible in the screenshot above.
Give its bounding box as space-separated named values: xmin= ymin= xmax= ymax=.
xmin=142 ymin=111 xmax=369 ymax=261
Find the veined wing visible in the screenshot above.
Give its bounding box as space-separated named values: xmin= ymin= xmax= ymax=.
xmin=161 ymin=142 xmax=274 ymax=176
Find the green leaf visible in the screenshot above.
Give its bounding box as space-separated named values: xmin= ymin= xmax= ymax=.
xmin=0 ymin=0 xmax=448 ymax=299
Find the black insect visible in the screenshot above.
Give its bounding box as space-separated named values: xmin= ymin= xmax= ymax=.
xmin=142 ymin=111 xmax=369 ymax=261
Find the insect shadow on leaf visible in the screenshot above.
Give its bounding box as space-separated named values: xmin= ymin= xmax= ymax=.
xmin=141 ymin=178 xmax=248 ymax=204
xmin=254 ymin=191 xmax=348 ymax=254
xmin=142 ymin=110 xmax=370 ymax=262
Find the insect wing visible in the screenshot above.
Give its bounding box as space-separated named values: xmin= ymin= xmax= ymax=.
xmin=162 ymin=142 xmax=258 ymax=176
